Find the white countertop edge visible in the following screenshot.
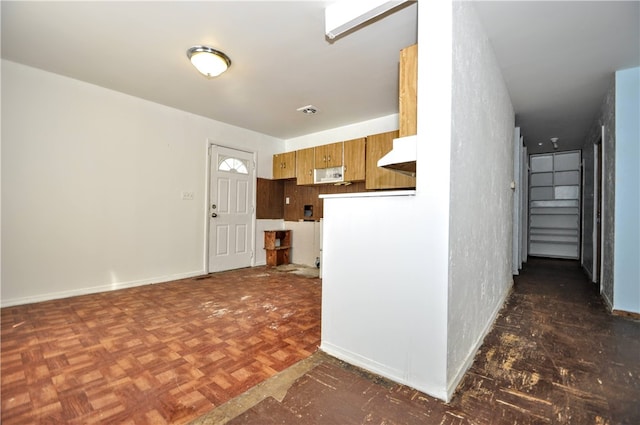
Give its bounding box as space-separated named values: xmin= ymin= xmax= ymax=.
xmin=320 ymin=190 xmax=416 ymax=199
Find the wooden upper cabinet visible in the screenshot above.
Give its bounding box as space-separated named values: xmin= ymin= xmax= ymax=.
xmin=399 ymin=44 xmax=417 ymax=137
xmin=272 ymin=151 xmax=296 ymax=179
xmin=296 ymin=147 xmax=315 ymax=185
xmin=315 ymin=142 xmax=343 ymax=169
xmin=343 ymin=137 xmax=366 ymax=182
xmin=365 ymin=131 xmax=416 ymax=190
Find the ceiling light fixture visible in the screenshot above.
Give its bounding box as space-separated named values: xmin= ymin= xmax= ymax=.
xmin=550 ymin=137 xmax=559 ymax=150
xmin=187 ymin=45 xmax=231 ymax=78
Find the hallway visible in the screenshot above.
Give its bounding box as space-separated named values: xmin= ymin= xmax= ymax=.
xmin=194 ymin=258 xmax=640 ymax=424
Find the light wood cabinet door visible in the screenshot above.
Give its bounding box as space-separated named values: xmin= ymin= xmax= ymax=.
xmin=399 ymin=44 xmax=417 ymax=137
xmin=272 ymin=151 xmax=296 ymax=179
xmin=296 ymin=148 xmax=315 ymax=185
xmin=365 ymin=131 xmax=416 ymax=190
xmin=343 ymin=137 xmax=366 ymax=182
xmin=315 ymin=142 xmax=343 ymax=168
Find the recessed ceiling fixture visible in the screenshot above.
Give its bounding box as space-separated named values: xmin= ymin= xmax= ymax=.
xmin=550 ymin=137 xmax=559 ymax=150
xmin=187 ymin=45 xmax=231 ymax=78
xmin=297 ymin=105 xmax=318 ymax=115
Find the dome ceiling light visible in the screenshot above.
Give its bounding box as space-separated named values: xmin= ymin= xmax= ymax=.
xmin=187 ymin=45 xmax=231 ymax=78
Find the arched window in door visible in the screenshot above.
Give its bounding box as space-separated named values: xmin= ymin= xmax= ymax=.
xmin=218 ymin=156 xmax=249 ymax=174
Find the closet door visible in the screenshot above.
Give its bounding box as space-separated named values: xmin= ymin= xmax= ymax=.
xmin=528 ymin=151 xmax=581 ymax=259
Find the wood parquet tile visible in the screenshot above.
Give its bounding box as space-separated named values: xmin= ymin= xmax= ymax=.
xmin=216 ymin=258 xmax=640 ymax=425
xmin=1 ymin=266 xmax=321 ymax=424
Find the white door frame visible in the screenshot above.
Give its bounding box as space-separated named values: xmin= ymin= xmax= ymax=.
xmin=521 ymin=145 xmax=528 ymax=261
xmin=512 ymin=127 xmax=522 ymax=275
xmin=597 ymin=125 xmax=606 ymax=289
xmin=591 ymin=143 xmax=599 ymax=282
xmin=203 ymin=139 xmax=257 ymax=273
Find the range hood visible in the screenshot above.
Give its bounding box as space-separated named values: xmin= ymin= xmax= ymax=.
xmin=377 ymin=135 xmax=416 ymax=176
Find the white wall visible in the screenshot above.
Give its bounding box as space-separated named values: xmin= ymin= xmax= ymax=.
xmin=321 ymin=192 xmax=448 ymax=399
xmin=446 ymin=1 xmax=515 ymax=393
xmin=320 ymin=0 xmax=453 ymax=401
xmin=284 ymin=221 xmax=321 ymax=267
xmin=285 ymin=114 xmax=398 ymax=151
xmin=613 ymin=67 xmax=640 ymax=314
xmin=1 ymin=60 xmax=283 ymax=306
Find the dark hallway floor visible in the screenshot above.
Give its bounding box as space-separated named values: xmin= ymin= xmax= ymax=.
xmin=193 ymin=258 xmax=640 ymax=425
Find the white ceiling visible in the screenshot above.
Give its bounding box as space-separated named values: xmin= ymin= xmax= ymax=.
xmin=1 ymin=1 xmax=417 ymax=141
xmin=473 ymin=1 xmax=639 ymax=154
xmin=2 ymin=1 xmax=638 ymax=154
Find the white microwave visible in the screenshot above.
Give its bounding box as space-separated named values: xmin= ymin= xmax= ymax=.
xmin=314 ymin=166 xmax=344 ymax=184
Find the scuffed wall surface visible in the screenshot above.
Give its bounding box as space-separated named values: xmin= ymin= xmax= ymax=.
xmin=584 ymin=77 xmax=616 ymax=306
xmin=601 ymin=81 xmax=616 ymax=307
xmin=447 ymin=2 xmax=515 ymax=388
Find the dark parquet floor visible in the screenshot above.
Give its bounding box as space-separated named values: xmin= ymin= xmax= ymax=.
xmin=205 ymin=258 xmax=640 ymax=425
xmin=1 ymin=266 xmax=321 ymax=424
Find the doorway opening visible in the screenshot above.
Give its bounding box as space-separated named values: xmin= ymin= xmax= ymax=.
xmin=528 ymin=151 xmax=582 ymax=259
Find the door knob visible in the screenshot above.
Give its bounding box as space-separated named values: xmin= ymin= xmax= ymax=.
xmin=211 ymin=213 xmax=218 ymax=218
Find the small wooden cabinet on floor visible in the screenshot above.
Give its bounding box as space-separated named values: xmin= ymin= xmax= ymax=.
xmin=264 ymin=230 xmax=291 ymax=267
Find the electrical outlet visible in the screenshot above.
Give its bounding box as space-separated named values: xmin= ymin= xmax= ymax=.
xmin=182 ymin=191 xmax=194 ymax=200
xmin=285 ymin=197 xmax=290 ymax=205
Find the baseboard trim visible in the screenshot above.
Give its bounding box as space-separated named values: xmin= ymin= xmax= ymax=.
xmin=581 ymin=262 xmax=594 ymax=282
xmin=1 ymin=270 xmax=206 ymax=308
xmin=601 ymin=290 xmax=613 ymax=311
xmin=319 ymin=342 xmax=405 ymax=384
xmin=446 ymin=280 xmax=514 ymax=401
xmin=612 ymin=309 xmax=640 ymax=320
xmin=320 ymin=341 xmax=448 ymax=402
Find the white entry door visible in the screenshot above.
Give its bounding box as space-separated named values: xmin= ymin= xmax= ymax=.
xmin=208 ymin=145 xmax=255 ymax=272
